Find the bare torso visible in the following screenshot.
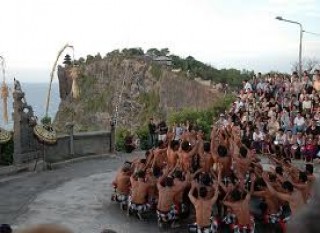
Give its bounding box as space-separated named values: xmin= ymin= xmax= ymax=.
xmin=167 ymin=149 xmax=178 ymax=168
xmin=131 ymin=180 xmax=149 ymax=204
xmin=194 ymin=199 xmax=214 ymax=227
xmin=157 ymin=186 xmax=178 ymax=212
xmin=115 ymin=172 xmax=131 ymax=195
xmin=230 ymin=198 xmax=252 ymax=225
xmin=200 ymin=152 xmax=214 ymax=173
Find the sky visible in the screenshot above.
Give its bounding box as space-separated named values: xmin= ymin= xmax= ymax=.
xmin=0 ymin=0 xmax=319 ymax=82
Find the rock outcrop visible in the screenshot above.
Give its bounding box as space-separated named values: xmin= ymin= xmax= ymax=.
xmin=54 ymin=56 xmax=220 ymax=133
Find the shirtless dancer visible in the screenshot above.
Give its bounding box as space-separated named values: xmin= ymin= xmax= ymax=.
xmin=199 ymin=142 xmax=214 ymax=173
xmin=173 ymin=170 xmax=190 ymax=219
xmin=152 ymin=141 xmax=168 ymax=170
xmin=223 ymin=175 xmax=255 ymax=233
xmin=157 ymin=168 xmax=185 ymax=228
xmin=167 ymin=140 xmax=180 ymax=169
xmin=188 ymin=183 xmax=219 ymax=233
xmin=188 ymin=165 xmax=221 ymax=233
xmin=262 ymin=172 xmax=305 ymax=232
xmin=112 ymin=165 xmax=131 ymax=210
xmin=252 ymin=177 xmax=281 ymax=225
xmin=128 ymin=170 xmax=151 ymax=220
xmin=179 ymin=140 xmax=199 ymax=173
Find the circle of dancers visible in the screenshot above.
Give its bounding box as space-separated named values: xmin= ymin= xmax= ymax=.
xmin=112 ymin=71 xmax=319 ymax=233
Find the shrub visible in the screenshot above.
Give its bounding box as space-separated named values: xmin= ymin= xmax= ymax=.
xmin=41 ymin=116 xmax=52 ymax=125
xmin=115 ymin=127 xmax=130 ymax=151
xmin=136 ymin=126 xmax=149 ymax=150
xmin=168 ymin=94 xmax=234 ymax=140
xmin=0 ymin=139 xmax=14 ymax=165
xmin=150 ymin=64 xmax=162 ymax=80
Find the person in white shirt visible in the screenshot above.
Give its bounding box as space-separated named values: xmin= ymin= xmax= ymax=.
xmin=302 ymin=96 xmax=312 ymax=113
xmin=234 ymin=97 xmax=244 ymax=113
xmin=252 ymin=127 xmax=264 ymax=153
xmin=242 ymin=80 xmax=252 ymax=93
xmin=294 ymin=112 xmax=306 ymax=133
xmin=216 ymin=113 xmax=228 ymax=127
xmin=273 ymin=129 xmax=286 ymax=154
xmin=256 ymin=79 xmax=265 ymax=91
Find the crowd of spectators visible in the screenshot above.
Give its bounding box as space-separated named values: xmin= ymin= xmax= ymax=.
xmin=228 ymin=70 xmax=320 ymax=162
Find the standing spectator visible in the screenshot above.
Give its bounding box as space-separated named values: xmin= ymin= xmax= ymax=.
xmin=148 ymin=118 xmax=157 ymax=148
xmin=157 ymin=120 xmax=168 ymax=142
xmin=174 ymin=122 xmax=183 ymax=141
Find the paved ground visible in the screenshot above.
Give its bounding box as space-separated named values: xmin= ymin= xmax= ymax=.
xmin=0 ymin=152 xmax=318 ymax=233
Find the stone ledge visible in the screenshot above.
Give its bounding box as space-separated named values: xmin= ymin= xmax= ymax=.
xmin=0 ymin=153 xmax=118 ymax=183
xmin=48 ymin=153 xmax=117 ymax=170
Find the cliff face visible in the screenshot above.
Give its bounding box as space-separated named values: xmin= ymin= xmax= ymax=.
xmin=54 ymin=56 xmax=220 ymax=133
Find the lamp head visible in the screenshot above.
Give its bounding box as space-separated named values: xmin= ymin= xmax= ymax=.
xmin=276 ymin=16 xmax=283 ymax=20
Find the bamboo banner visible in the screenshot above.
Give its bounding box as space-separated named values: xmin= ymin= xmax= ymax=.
xmin=1 ymin=81 xmax=9 ymax=124
xmin=0 ymin=56 xmax=8 ymax=124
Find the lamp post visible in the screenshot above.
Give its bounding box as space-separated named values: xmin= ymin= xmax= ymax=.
xmin=276 ymin=16 xmax=303 ymax=77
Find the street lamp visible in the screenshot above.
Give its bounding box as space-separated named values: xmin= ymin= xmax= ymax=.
xmin=276 ymin=16 xmax=303 ymax=77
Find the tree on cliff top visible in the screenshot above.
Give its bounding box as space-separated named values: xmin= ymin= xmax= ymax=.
xmin=122 ymin=48 xmax=144 ymax=56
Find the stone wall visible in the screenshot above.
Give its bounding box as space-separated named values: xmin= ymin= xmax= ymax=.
xmin=44 ymin=131 xmax=112 ymax=163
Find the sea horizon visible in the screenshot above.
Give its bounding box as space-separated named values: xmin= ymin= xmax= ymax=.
xmin=0 ymin=82 xmax=60 ymax=130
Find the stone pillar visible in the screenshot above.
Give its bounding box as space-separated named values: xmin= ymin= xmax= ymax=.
xmin=12 ymin=91 xmax=24 ymax=164
xmin=110 ymin=120 xmax=116 ymax=153
xmin=66 ymin=122 xmax=75 ymax=156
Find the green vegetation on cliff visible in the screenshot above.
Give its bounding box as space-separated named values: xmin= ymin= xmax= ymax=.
xmin=168 ymin=94 xmax=235 ymax=139
xmin=75 ymin=47 xmax=253 ymax=86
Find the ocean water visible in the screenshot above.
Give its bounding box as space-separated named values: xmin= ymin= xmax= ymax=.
xmin=0 ymin=82 xmax=60 ymax=130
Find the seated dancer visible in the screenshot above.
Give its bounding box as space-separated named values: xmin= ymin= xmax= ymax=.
xmin=287 ymin=180 xmax=320 ymax=233
xmin=188 ymin=165 xmax=221 ymax=233
xmin=179 ymin=140 xmax=199 ymax=173
xmin=223 ymin=174 xmax=255 ymax=233
xmin=262 ymin=172 xmax=305 ymax=232
xmin=145 ymin=166 xmax=161 ymax=209
xmin=167 ymin=140 xmax=180 ymax=169
xmin=128 ymin=170 xmax=151 ymax=220
xmin=232 ymin=146 xmax=253 ymax=186
xmin=199 ymin=142 xmax=214 ymax=173
xmin=111 ymin=164 xmax=131 ymax=210
xmin=157 ymin=168 xmax=185 ymax=228
xmin=152 ymin=141 xmax=168 ymax=170
xmin=172 ymin=170 xmax=190 ymax=219
xmin=252 ymin=177 xmax=282 ymax=225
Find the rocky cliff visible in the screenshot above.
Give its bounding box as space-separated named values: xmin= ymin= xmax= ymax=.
xmin=54 ymin=56 xmax=221 ymax=133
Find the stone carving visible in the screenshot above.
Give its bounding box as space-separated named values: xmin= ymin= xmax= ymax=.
xmin=12 ymin=85 xmax=38 ymax=164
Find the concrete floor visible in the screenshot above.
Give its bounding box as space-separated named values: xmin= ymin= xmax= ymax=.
xmin=0 ymin=153 xmax=318 ymax=233
xmin=0 ymin=152 xmax=184 ymax=233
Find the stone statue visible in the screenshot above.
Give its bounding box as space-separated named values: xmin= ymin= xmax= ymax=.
xmin=14 ymin=78 xmax=22 ymax=92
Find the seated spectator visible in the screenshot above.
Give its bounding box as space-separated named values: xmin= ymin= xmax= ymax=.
xmin=280 ymin=109 xmax=291 ymax=131
xmin=306 ymin=120 xmax=320 ymax=137
xmin=302 ymin=96 xmax=312 ymax=113
xmin=294 ymin=112 xmax=306 ymax=133
xmin=252 ymin=127 xmax=264 ymax=153
xmin=267 ymin=116 xmax=280 ymax=137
